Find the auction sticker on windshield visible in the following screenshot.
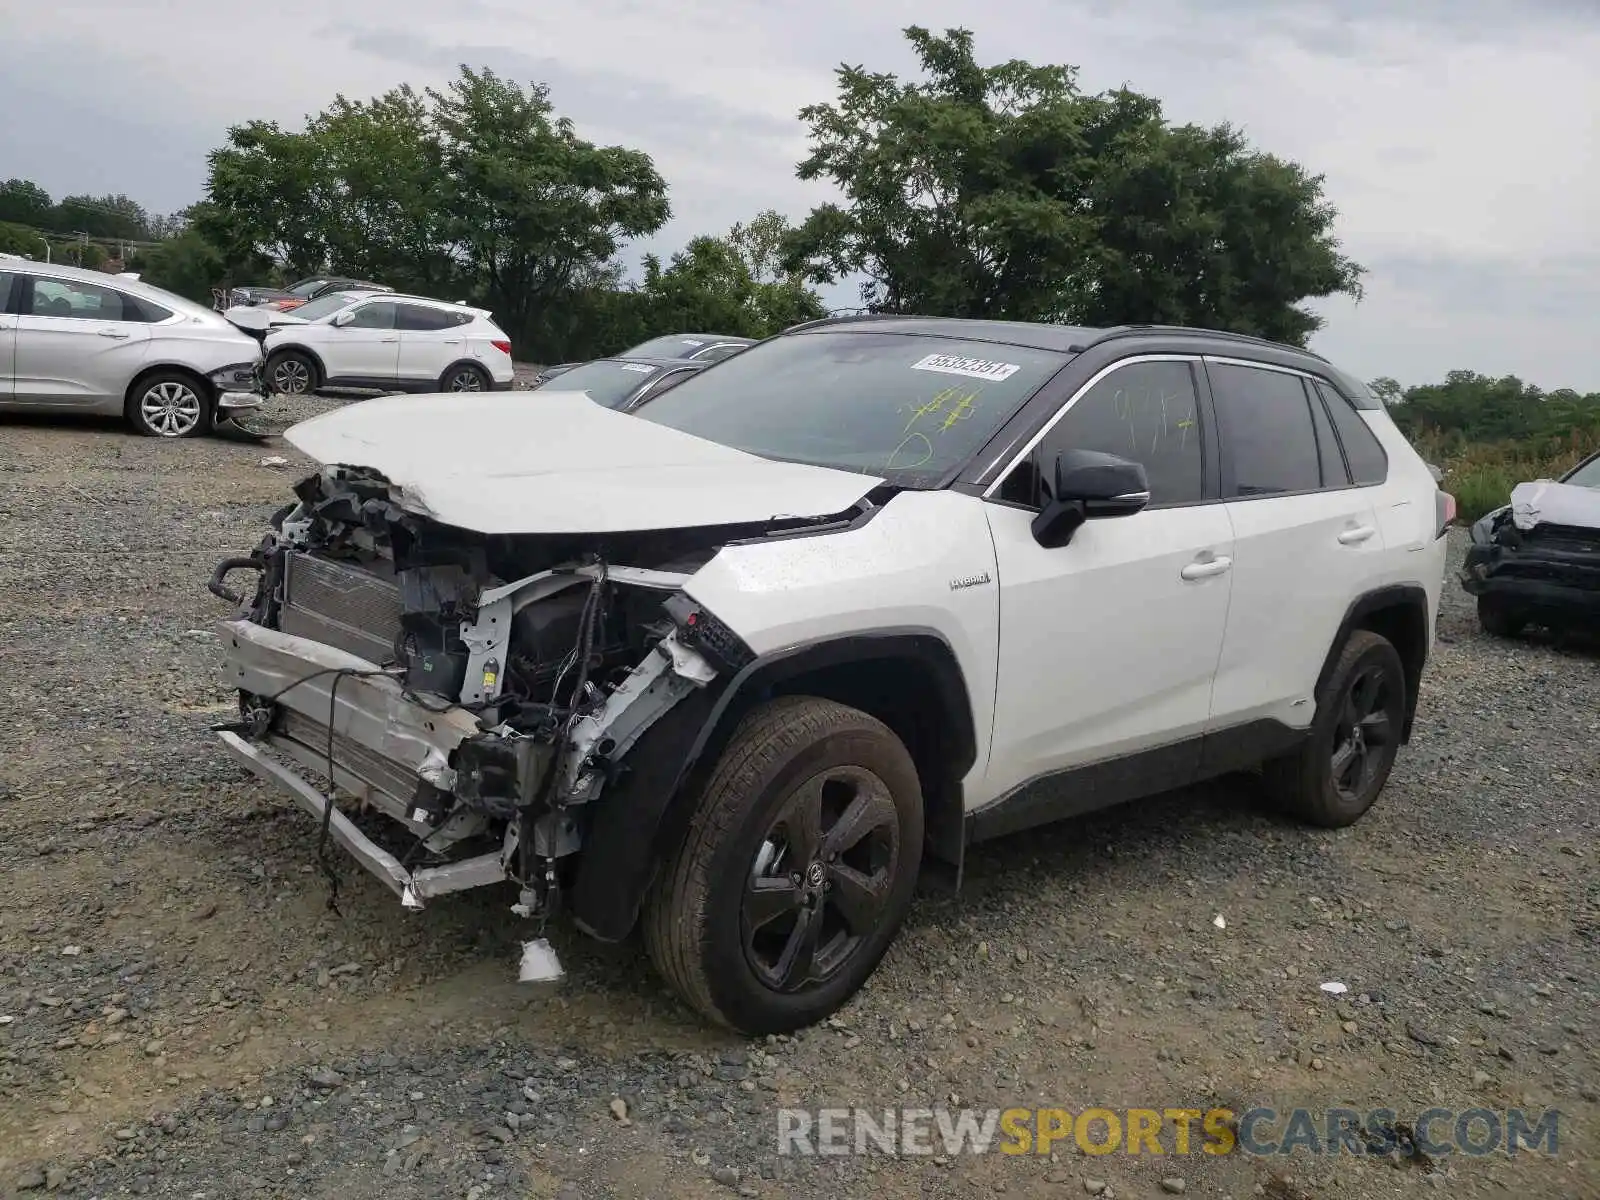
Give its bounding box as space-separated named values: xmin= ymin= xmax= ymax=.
xmin=910 ymin=353 xmax=1021 ymax=383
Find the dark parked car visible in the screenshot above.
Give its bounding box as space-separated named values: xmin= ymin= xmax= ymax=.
xmin=1461 ymin=447 xmax=1600 ymax=637
xmin=532 ymin=333 xmax=755 ymax=386
xmin=529 ymin=356 xmax=708 ymax=411
xmin=218 ymin=276 xmax=392 ymax=311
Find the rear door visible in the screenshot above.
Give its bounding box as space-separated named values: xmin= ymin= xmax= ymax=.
xmin=0 ymin=270 xmax=15 ymax=400
xmin=12 ymin=275 xmax=152 ymax=406
xmin=1203 ymin=357 xmax=1387 ymax=735
xmin=395 ymin=302 xmax=470 ymax=386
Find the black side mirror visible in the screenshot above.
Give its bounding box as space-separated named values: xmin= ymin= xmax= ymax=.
xmin=1030 ymin=449 xmax=1150 ymax=548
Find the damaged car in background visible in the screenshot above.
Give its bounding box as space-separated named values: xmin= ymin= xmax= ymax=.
xmin=1462 ymin=447 xmax=1600 ymax=638
xmin=208 ymin=316 xmax=1449 ymax=1034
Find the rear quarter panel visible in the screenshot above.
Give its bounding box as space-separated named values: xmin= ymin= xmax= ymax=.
xmin=1363 ymin=407 xmax=1449 ymax=644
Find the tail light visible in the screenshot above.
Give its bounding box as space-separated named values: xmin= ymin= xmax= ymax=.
xmin=490 ymin=339 xmax=512 ymax=356
xmin=1435 ymin=489 xmax=1457 ymax=538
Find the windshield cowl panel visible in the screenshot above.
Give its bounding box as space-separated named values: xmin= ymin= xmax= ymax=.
xmin=633 ymin=331 xmax=1069 ymax=488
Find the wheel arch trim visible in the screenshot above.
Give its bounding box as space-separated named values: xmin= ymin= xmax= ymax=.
xmin=566 ymin=625 xmax=977 ymax=943
xmin=1317 ymin=583 xmax=1432 ymax=742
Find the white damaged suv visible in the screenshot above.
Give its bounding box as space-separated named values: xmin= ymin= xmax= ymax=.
xmin=209 ymin=316 xmax=1451 ymax=1033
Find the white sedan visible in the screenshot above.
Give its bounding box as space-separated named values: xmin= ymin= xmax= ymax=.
xmin=0 ymin=256 xmax=266 ymax=438
xmin=259 ymin=291 xmax=515 ymax=396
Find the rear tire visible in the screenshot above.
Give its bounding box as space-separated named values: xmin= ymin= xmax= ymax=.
xmin=1477 ymin=597 xmax=1526 ymax=638
xmin=126 ymin=371 xmax=211 ymax=439
xmin=441 ymin=362 xmax=490 ymax=392
xmin=1261 ymin=630 xmax=1407 ymax=829
xmin=266 ymin=349 xmax=318 ymax=397
xmin=643 ymin=695 xmax=924 ymax=1035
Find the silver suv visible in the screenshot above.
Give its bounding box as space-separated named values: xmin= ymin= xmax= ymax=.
xmin=0 ymin=257 xmax=267 ymax=438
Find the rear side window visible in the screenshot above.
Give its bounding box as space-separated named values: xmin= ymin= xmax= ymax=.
xmin=1208 ymin=363 xmax=1322 ymax=497
xmin=395 ymin=303 xmax=454 ymax=331
xmin=1307 ymin=386 xmax=1349 ymax=487
xmin=1314 ymin=380 xmax=1388 ymax=485
xmin=0 ymin=272 xmax=13 ymax=311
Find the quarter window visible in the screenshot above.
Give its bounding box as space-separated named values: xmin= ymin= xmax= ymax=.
xmin=0 ymin=272 xmax=13 ymax=311
xmin=1003 ymin=360 xmax=1206 ymax=507
xmin=1314 ymin=380 xmax=1388 ymax=485
xmin=1208 ymin=363 xmax=1323 ymax=497
xmin=344 ymin=301 xmax=397 ymax=330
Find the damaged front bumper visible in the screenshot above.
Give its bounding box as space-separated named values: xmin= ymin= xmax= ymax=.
xmin=1461 ymin=516 xmax=1600 ymax=622
xmin=211 ymin=361 xmax=269 ymax=412
xmin=214 ymin=593 xmax=720 ymax=912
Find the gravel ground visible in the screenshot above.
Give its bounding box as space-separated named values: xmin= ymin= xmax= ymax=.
xmin=1 ymin=399 xmax=1596 ymax=1200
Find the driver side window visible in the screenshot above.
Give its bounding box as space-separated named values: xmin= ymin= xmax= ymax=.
xmin=998 ymin=360 xmax=1207 ymax=508
xmin=345 ymin=301 xmax=396 ymax=330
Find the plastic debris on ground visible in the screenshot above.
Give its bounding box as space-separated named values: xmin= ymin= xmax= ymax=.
xmin=518 ymin=938 xmax=565 ymax=984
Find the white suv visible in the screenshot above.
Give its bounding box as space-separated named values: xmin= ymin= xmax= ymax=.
xmin=207 ymin=316 xmax=1451 ymax=1034
xmin=260 ymin=292 xmax=514 ymax=396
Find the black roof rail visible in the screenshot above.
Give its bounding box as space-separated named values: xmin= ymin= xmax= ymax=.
xmin=1078 ymin=324 xmax=1330 ymax=363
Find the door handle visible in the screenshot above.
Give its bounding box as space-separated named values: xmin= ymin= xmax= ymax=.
xmin=1181 ymin=555 xmax=1232 ymax=581
xmin=97 ymin=329 xmax=131 ymax=339
xmin=442 ymin=339 xmax=462 ymax=345
xmin=1337 ymin=525 xmax=1377 ymax=545
xmin=381 ymin=336 xmax=399 ymax=343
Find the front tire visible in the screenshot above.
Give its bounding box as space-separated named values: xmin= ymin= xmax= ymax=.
xmin=1477 ymin=596 xmax=1526 ymax=638
xmin=266 ymin=350 xmax=318 ymax=396
xmin=126 ymin=372 xmax=210 ymax=438
xmin=1261 ymin=630 xmax=1407 ymax=829
xmin=643 ymin=696 xmax=924 ymax=1035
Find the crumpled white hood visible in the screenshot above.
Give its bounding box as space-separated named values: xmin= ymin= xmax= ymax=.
xmin=1510 ymin=479 xmax=1600 ymax=533
xmin=282 ymin=390 xmax=882 ymax=534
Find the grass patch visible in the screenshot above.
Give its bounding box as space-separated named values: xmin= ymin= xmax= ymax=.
xmin=1409 ymin=430 xmax=1596 ymax=522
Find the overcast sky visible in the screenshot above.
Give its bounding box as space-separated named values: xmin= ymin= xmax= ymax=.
xmin=2 ymin=0 xmax=1596 ymax=390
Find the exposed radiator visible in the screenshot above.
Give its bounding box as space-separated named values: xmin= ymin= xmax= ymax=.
xmin=279 ymin=551 xmax=402 ymax=664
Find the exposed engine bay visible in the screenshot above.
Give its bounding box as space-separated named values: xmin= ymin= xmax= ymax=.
xmin=207 ymin=463 xmax=801 ymax=928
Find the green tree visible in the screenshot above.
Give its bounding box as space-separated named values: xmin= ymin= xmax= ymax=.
xmin=783 ymin=27 xmax=1363 ymax=344
xmin=140 ymin=228 xmax=227 ymax=303
xmin=640 ymin=216 xmax=827 ymax=338
xmin=305 ymin=86 xmax=460 ymax=294
xmin=54 ymin=194 xmax=152 ymax=241
xmin=199 ymin=65 xmax=670 ymax=357
xmin=428 ymin=65 xmax=671 ymax=356
xmin=1368 ymin=376 xmax=1403 ymax=407
xmin=202 ymin=120 xmax=333 ymax=278
xmin=0 ymin=179 xmax=52 ymax=228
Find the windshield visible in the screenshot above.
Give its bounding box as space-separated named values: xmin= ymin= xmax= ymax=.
xmin=634 ymin=330 xmax=1070 ymax=486
xmin=621 ymin=334 xmax=725 ymax=359
xmin=542 ymin=359 xmax=657 ymax=409
xmin=294 ymin=291 xmax=367 ymax=322
xmin=1564 ymin=453 xmax=1600 ymax=488
xmin=286 ymin=278 xmax=329 ymax=299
